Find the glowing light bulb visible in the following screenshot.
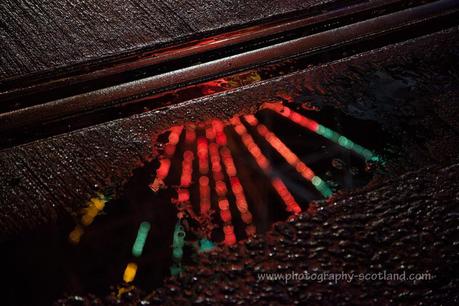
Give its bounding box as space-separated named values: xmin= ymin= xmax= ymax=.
xmin=244 ymin=115 xmax=332 ymax=197
xmin=231 ymin=117 xmax=301 ymax=214
xmin=68 ymin=226 xmax=84 ymax=245
xmin=198 ymin=239 xmax=215 ymax=252
xmin=263 ymin=104 xmax=380 ymax=161
xmin=132 ymin=221 xmax=151 ymax=257
xmin=170 ymin=222 xmax=186 ymax=276
xmin=271 ymin=178 xmax=302 ymax=214
xmin=199 ymin=176 xmax=211 ymax=215
xmin=207 ymin=124 xmax=236 ymax=245
xmin=185 ymin=126 xmax=196 ymax=144
xmin=197 ymin=137 xmax=209 ymax=174
xmin=69 ymin=194 xmax=108 ymax=244
xmin=123 ymin=262 xmax=138 ymax=283
xmin=180 ymin=150 xmax=194 ymax=187
xmin=150 ymin=126 xmax=184 ymax=192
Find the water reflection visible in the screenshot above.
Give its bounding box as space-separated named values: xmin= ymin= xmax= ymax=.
xmin=1 ymin=102 xmax=387 ymax=305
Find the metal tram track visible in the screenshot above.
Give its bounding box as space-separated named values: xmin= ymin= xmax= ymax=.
xmin=0 ymin=0 xmax=457 ymax=149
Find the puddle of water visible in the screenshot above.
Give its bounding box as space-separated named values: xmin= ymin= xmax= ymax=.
xmin=1 ymin=102 xmax=390 ymax=305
